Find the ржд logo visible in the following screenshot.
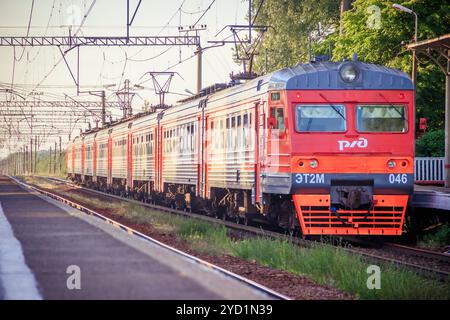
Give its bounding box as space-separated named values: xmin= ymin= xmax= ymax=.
xmin=337 ymin=137 xmax=368 ymax=151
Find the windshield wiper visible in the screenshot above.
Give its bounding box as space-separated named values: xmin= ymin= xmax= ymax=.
xmin=378 ymin=93 xmax=406 ymax=121
xmin=319 ymin=93 xmax=345 ymax=120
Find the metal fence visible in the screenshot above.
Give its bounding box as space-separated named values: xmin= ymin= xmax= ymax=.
xmin=414 ymin=157 xmax=445 ymax=183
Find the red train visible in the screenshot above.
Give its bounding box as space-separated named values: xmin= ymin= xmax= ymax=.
xmin=67 ymin=58 xmax=415 ymax=236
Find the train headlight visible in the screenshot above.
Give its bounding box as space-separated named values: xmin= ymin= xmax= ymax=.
xmin=310 ymin=159 xmax=319 ymax=168
xmin=387 ymin=160 xmax=396 ymax=169
xmin=339 ymin=63 xmax=358 ymax=83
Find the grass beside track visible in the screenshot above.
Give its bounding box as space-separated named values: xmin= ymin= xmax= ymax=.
xmin=21 ymin=175 xmax=450 ymax=300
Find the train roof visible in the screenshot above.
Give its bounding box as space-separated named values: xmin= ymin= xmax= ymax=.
xmin=69 ymin=60 xmax=413 ymax=144
xmin=269 ymin=61 xmax=413 ymax=91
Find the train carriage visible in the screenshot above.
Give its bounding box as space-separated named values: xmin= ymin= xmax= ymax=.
xmin=67 ymin=58 xmax=414 ymax=236
xmin=95 ymin=128 xmax=109 ymax=190
xmin=129 ymin=113 xmax=158 ymax=200
xmin=158 ymin=101 xmax=199 ymax=207
xmin=110 ymin=122 xmax=129 ymax=194
xmin=72 ymin=136 xmax=83 ymax=180
xmin=83 ymin=133 xmax=95 ymax=184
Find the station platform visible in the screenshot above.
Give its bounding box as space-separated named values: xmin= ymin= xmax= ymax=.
xmin=0 ymin=176 xmax=270 ymax=300
xmin=412 ymin=184 xmax=450 ymax=211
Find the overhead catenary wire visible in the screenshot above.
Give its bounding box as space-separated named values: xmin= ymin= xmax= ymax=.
xmin=192 ymin=0 xmax=216 ymax=26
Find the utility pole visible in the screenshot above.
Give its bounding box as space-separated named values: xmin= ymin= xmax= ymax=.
xmin=35 ymin=136 xmax=38 ymax=174
xmin=49 ymin=146 xmax=52 ymax=174
xmin=54 ymin=141 xmax=57 ymax=174
xmin=101 ymin=91 xmax=106 ymax=127
xmin=196 ymin=45 xmax=202 ymax=93
xmin=30 ymin=138 xmax=33 ymax=175
xmin=116 ymin=80 xmax=135 ymax=119
xmin=59 ymin=136 xmax=62 ymax=174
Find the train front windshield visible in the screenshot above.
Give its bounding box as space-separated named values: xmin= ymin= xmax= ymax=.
xmin=295 ymin=105 xmax=346 ymax=132
xmin=356 ymin=105 xmax=407 ymax=132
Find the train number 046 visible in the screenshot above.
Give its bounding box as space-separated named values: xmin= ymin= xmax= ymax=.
xmin=388 ymin=174 xmax=408 ymax=184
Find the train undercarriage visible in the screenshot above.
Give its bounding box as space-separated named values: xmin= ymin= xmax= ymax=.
xmin=68 ymin=173 xmax=411 ymax=236
xmin=68 ymin=173 xmax=300 ymax=230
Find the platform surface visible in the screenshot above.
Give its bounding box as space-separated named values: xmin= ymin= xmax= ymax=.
xmin=0 ymin=176 xmax=269 ymax=300
xmin=413 ymin=184 xmax=450 ymax=211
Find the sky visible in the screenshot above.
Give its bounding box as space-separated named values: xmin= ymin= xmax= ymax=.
xmin=0 ymin=0 xmax=248 ymax=157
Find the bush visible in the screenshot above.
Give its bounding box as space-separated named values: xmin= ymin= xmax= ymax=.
xmin=420 ymin=224 xmax=450 ymax=249
xmin=415 ymin=129 xmax=445 ymax=157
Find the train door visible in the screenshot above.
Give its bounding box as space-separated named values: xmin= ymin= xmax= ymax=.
xmin=81 ymin=142 xmax=86 ymax=183
xmin=107 ymin=137 xmax=112 ymax=186
xmin=156 ymin=113 xmax=163 ymax=193
xmin=152 ymin=126 xmax=157 ymax=192
xmin=93 ymin=138 xmax=97 ymax=183
xmin=254 ymin=100 xmax=266 ymax=205
xmin=198 ymin=99 xmax=207 ymax=198
xmin=127 ymin=132 xmax=133 ymax=191
xmin=71 ymin=145 xmax=75 ymax=177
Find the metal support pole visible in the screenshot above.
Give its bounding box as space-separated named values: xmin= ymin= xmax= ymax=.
xmin=49 ymin=147 xmax=52 ymax=174
xmin=196 ymin=45 xmax=202 ymax=93
xmin=101 ymin=91 xmax=106 ymax=127
xmin=127 ymin=0 xmax=130 ymax=39
xmin=22 ymin=147 xmax=24 ymax=174
xmin=54 ymin=141 xmax=57 ymax=174
xmin=24 ymin=145 xmax=28 ymax=174
xmin=59 ymin=136 xmax=62 ymax=174
xmin=412 ymin=12 xmax=418 ymax=86
xmin=30 ymin=138 xmax=33 ymax=175
xmin=35 ymin=136 xmax=37 ymax=174
xmin=264 ymin=48 xmax=268 ymax=74
xmin=248 ymin=0 xmax=252 ymax=42
xmin=445 ymin=51 xmax=450 ymax=187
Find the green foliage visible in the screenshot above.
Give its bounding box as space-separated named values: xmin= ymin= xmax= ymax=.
xmin=233 ymin=238 xmax=450 ymax=299
xmin=249 ymin=0 xmax=340 ymax=72
xmin=415 ymin=129 xmax=445 ymax=156
xmin=420 ymin=224 xmax=450 ymax=249
xmin=3 ymin=149 xmax=66 ymax=178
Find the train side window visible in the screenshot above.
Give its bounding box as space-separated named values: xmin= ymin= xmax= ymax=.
xmin=269 ymin=107 xmax=285 ymax=131
xmin=192 ymin=124 xmax=195 ymax=152
xmin=237 ymin=115 xmax=242 ymax=149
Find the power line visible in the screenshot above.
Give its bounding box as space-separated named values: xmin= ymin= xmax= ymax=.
xmin=193 ymin=0 xmax=216 ymax=26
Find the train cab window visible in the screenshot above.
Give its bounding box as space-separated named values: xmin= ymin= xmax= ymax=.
xmin=296 ymin=105 xmax=346 ymax=132
xmin=356 ymin=105 xmax=406 ymax=132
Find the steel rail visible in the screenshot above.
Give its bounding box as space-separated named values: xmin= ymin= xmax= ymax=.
xmin=8 ymin=175 xmax=290 ymax=300
xmin=382 ymin=242 xmax=450 ymax=263
xmin=27 ymin=176 xmax=450 ymax=282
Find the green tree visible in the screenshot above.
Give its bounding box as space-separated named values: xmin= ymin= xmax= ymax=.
xmin=247 ymin=0 xmax=340 ymax=73
xmin=415 ymin=130 xmax=445 ymax=157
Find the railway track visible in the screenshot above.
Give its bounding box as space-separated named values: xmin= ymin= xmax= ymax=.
xmin=8 ymin=175 xmax=290 ymax=301
xmin=15 ymin=175 xmax=450 ymax=283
